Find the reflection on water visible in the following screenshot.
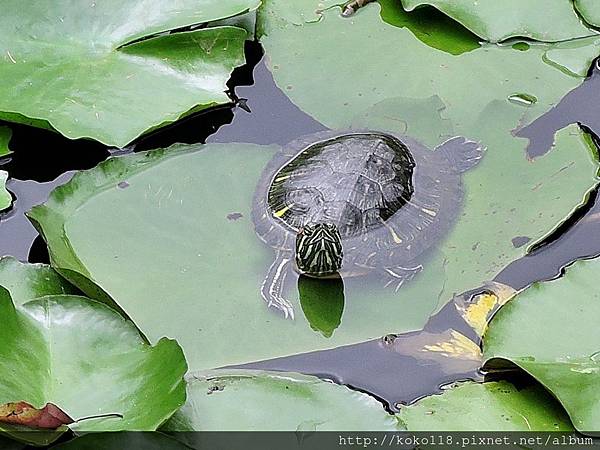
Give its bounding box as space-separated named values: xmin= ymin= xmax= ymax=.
xmin=0 ymin=174 xmax=74 ymax=261
xmin=298 ymin=275 xmax=345 ymax=338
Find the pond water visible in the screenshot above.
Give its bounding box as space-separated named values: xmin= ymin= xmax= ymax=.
xmin=1 ymin=41 xmax=600 ymax=411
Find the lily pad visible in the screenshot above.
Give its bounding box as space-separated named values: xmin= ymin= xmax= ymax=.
xmin=28 ymin=143 xmax=447 ymax=371
xmin=163 ymin=370 xmax=401 ymax=432
xmin=0 ymin=283 xmax=186 ymax=445
xmin=575 ymin=0 xmax=600 ymax=28
xmin=399 ymin=0 xmax=595 ymax=43
xmin=0 ymin=126 xmax=12 ymax=157
xmin=484 ymin=259 xmax=600 ymax=435
xmin=398 ymin=381 xmax=573 ymax=431
xmin=0 ymin=0 xmax=259 ymax=147
xmin=0 ymin=171 xmax=11 ymax=211
xmin=0 ymin=257 xmax=78 ymax=307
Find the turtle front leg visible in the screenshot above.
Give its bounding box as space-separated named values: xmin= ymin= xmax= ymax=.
xmin=342 ymin=0 xmax=376 ymax=16
xmin=260 ymin=252 xmax=295 ymax=319
xmin=382 ymin=264 xmax=423 ymax=292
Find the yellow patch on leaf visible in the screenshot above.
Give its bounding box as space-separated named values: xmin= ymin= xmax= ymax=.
xmin=386 ymin=329 xmax=483 ymax=375
xmin=423 ymin=330 xmax=482 ymax=361
xmin=454 ymin=282 xmax=517 ymax=337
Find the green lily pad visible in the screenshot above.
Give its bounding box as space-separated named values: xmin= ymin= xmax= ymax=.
xmin=398 ymin=381 xmax=573 ymax=431
xmin=399 ymin=0 xmax=595 ymax=43
xmin=163 ymin=370 xmax=401 ymax=432
xmin=0 ymin=126 xmax=12 ymax=157
xmin=28 ymin=143 xmax=447 ymax=371
xmin=575 ymin=0 xmax=600 ymax=28
xmin=0 ymin=257 xmax=78 ymax=307
xmin=484 ymin=259 xmax=600 ymax=435
xmin=0 ymin=1 xmax=259 ymax=147
xmin=0 ymin=171 xmax=11 ymax=211
xmin=0 ymin=283 xmax=186 ymax=445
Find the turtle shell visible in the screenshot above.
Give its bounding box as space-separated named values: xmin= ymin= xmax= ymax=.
xmin=252 ymin=130 xmax=467 ymax=272
xmin=268 ymin=132 xmax=415 ymax=237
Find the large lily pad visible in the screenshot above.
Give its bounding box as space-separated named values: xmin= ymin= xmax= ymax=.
xmin=163 ymin=370 xmax=400 ymax=432
xmin=28 ymin=144 xmax=448 ymax=371
xmin=0 ymin=0 xmax=259 ymax=147
xmin=398 ymin=381 xmax=573 ymax=431
xmin=484 ymin=259 xmax=600 ymax=434
xmin=0 ymin=281 xmax=186 ymax=444
xmin=0 ymin=171 xmax=10 ymax=211
xmin=399 ymin=0 xmax=595 ymax=43
xmin=260 ymin=0 xmax=600 ymax=311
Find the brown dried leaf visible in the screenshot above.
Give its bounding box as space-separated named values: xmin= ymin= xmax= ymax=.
xmin=0 ymin=402 xmax=73 ymax=429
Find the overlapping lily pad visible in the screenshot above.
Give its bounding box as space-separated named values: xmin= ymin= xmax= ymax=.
xmin=0 ymin=263 xmax=187 ymax=445
xmin=399 ymin=0 xmax=595 ymax=43
xmin=484 ymin=259 xmax=600 ymax=434
xmin=163 ymin=370 xmax=401 ymax=432
xmin=398 ymin=381 xmax=573 ymax=431
xmin=0 ymin=0 xmax=260 ymax=147
xmin=0 ymin=171 xmax=11 ymax=211
xmin=0 ymin=257 xmax=78 ymax=307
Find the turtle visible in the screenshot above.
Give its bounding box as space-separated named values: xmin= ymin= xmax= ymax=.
xmin=252 ymin=130 xmax=485 ymax=319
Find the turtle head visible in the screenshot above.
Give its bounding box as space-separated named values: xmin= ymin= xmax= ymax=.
xmin=295 ymin=222 xmax=343 ymax=276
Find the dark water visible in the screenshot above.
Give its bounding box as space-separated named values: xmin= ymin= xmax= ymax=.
xmin=2 ymin=41 xmax=600 ymax=411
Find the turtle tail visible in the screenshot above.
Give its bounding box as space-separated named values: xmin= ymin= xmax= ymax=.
xmin=436 ymin=137 xmax=486 ymax=173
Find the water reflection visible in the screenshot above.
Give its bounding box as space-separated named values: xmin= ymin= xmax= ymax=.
xmin=298 ymin=275 xmax=345 ymax=338
xmin=0 ymin=174 xmax=74 ymax=261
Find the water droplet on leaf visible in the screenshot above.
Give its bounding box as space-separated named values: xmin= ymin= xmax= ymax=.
xmin=508 ymin=93 xmax=538 ymax=107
